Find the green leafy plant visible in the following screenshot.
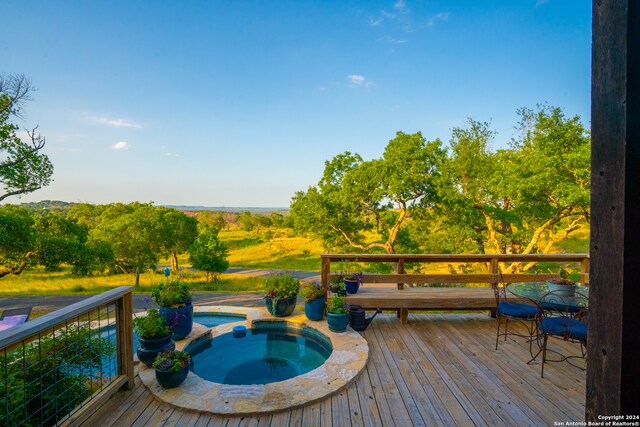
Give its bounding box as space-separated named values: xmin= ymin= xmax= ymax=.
xmin=264 ymin=274 xmax=300 ymax=299
xmin=0 ymin=322 xmax=115 ymax=426
xmin=152 ymin=349 xmax=191 ymax=372
xmin=133 ymin=308 xmax=171 ymax=339
xmin=549 ymin=268 xmax=581 ymax=285
xmin=300 ymin=281 xmax=324 ymax=303
xmin=327 ymin=294 xmax=349 ymax=314
xmin=152 ymin=282 xmax=192 ymax=308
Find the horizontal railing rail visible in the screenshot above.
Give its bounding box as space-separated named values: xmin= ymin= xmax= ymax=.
xmin=321 ymin=253 xmax=590 ymax=291
xmin=0 ymin=286 xmax=134 ymax=427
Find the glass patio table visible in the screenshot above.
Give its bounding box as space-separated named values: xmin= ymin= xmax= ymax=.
xmin=507 ymin=282 xmax=589 ymax=310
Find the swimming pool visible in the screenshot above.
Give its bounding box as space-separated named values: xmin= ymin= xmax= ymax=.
xmin=188 ymin=321 xmax=332 ymax=385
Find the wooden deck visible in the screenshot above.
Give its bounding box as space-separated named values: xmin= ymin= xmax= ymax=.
xmin=81 ymin=313 xmax=586 ymax=427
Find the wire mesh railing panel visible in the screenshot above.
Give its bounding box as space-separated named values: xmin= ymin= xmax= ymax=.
xmin=1 ymin=302 xmax=125 ymax=427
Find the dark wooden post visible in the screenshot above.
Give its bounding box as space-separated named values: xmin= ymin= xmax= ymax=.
xmin=321 ymin=255 xmax=330 ymax=301
xmin=588 ymin=0 xmax=640 ymax=418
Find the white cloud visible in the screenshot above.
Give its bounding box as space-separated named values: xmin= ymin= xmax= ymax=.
xmin=347 ymin=75 xmax=374 ymax=88
xmin=369 ymin=18 xmax=383 ymax=26
xmin=394 ymin=0 xmax=406 ymax=10
xmin=88 ymin=115 xmax=142 ymax=129
xmin=427 ymin=12 xmax=450 ymax=27
xmin=536 ymin=0 xmax=550 ymax=6
xmin=112 ymin=141 xmax=131 ymax=151
xmin=378 ymin=36 xmax=409 ymax=44
xmin=347 ymin=75 xmax=366 ymax=84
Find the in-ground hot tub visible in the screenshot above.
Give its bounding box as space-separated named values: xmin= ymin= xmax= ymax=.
xmin=188 ymin=321 xmax=333 ymax=385
xmin=139 ymin=306 xmax=369 ymax=415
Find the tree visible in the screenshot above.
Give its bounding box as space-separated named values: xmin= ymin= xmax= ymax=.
xmin=158 ymin=208 xmax=198 ymax=273
xmin=189 ymin=228 xmax=229 ymax=282
xmin=238 ymin=211 xmax=255 ymax=232
xmin=196 ymin=211 xmax=226 ymax=233
xmin=290 ymin=132 xmax=445 ymax=254
xmin=91 ymin=203 xmax=166 ymax=286
xmin=0 ymin=204 xmax=34 ymax=278
xmin=32 ymin=212 xmax=90 ymax=271
xmin=0 ymin=74 xmax=53 ymax=201
xmin=432 ymin=106 xmax=590 ymax=271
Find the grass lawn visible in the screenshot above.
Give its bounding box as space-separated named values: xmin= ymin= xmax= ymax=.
xmin=0 ymin=269 xmax=264 ymax=296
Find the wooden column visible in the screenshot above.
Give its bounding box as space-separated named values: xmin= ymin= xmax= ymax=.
xmin=116 ymin=291 xmax=135 ymax=389
xmin=588 ymin=0 xmax=640 ymax=419
xmin=321 ymin=256 xmax=330 ymax=301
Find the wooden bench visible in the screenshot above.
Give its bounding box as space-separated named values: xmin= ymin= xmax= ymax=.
xmin=321 ymin=253 xmax=590 ymax=324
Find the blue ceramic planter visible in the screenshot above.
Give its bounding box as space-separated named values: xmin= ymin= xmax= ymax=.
xmin=265 ymin=296 xmax=297 ymax=317
xmin=305 ymin=298 xmax=325 ymax=321
xmin=137 ymin=334 xmax=175 ymax=367
xmin=160 ymin=303 xmax=193 ymax=341
xmin=155 ymin=363 xmax=189 ymax=388
xmin=344 ymin=279 xmax=360 ymax=294
xmin=327 ymin=312 xmax=350 ymax=332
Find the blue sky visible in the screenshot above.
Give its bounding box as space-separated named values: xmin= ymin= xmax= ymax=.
xmin=2 ymin=0 xmax=591 ymax=207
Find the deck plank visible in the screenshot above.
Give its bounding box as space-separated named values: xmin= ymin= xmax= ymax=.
xmin=81 ymin=314 xmax=585 ymax=427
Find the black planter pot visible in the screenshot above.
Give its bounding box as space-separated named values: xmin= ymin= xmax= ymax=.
xmin=159 ymin=303 xmax=194 ymax=341
xmin=155 ymin=363 xmax=189 ymax=388
xmin=329 ymin=285 xmax=347 ymax=296
xmin=137 ymin=334 xmax=175 ymax=367
xmin=265 ymin=296 xmax=297 ymax=317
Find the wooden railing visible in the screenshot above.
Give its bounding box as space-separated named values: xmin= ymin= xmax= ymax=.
xmin=321 ymin=253 xmax=590 ymax=290
xmin=0 ymin=286 xmax=134 ymax=427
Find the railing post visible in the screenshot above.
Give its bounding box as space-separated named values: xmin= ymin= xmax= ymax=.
xmin=580 ymin=257 xmax=590 ymax=285
xmin=489 ymin=256 xmax=499 ymax=318
xmin=397 ymin=257 xmax=405 ymax=290
xmin=116 ymin=291 xmax=134 ymax=390
xmin=321 ymin=256 xmax=330 ymax=301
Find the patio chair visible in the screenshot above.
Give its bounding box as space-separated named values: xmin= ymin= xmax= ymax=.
xmin=493 ymin=282 xmax=540 ymax=351
xmin=0 ymin=307 xmax=32 ymax=332
xmin=535 ymin=290 xmax=588 ymax=378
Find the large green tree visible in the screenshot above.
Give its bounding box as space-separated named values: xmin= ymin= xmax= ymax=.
xmin=157 ymin=208 xmax=198 ymax=273
xmin=0 ymin=205 xmax=34 ymax=278
xmin=290 ymin=131 xmax=445 ymax=254
xmin=430 ymin=106 xmax=590 ymax=271
xmin=91 ymin=203 xmax=166 ymax=285
xmin=0 ymin=74 xmax=53 ymax=201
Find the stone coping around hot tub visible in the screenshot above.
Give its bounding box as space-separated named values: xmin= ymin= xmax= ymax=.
xmin=139 ymin=305 xmax=369 ymax=415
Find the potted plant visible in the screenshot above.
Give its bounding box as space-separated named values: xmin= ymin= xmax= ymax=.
xmin=326 ymin=294 xmax=350 ymax=332
xmin=329 ymin=277 xmax=347 ymax=296
xmin=547 ymin=269 xmax=581 ymax=297
xmin=153 ymin=349 xmax=191 ymax=389
xmin=344 ymin=272 xmax=363 ymax=294
xmin=133 ymin=308 xmax=175 ymax=367
xmin=152 ymin=282 xmax=193 ymax=340
xmin=264 ymin=274 xmax=300 ymax=317
xmin=300 ymin=282 xmax=325 ymax=321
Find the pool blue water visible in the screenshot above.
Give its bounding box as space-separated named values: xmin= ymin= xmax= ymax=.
xmin=98 ymin=312 xmax=243 ymax=360
xmin=193 ymin=312 xmax=246 ymax=328
xmin=188 ymin=322 xmax=333 ymax=385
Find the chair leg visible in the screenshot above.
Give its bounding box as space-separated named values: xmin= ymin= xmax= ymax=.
xmin=541 ymin=333 xmax=549 ymax=378
xmin=495 ymin=314 xmax=501 ymax=350
xmin=504 ymin=317 xmax=509 ymax=341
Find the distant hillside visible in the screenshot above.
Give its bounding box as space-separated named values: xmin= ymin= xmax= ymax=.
xmin=3 ymin=200 xmax=289 ymax=215
xmin=164 ymin=205 xmax=289 ymax=214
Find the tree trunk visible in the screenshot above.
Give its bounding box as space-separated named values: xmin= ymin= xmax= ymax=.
xmin=171 ymin=252 xmax=179 ymax=276
xmin=135 ymin=267 xmax=140 ymax=287
xmin=0 ymin=252 xmax=34 ymax=279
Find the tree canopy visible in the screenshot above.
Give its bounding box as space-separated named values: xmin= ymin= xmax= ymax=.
xmin=0 ymin=74 xmax=53 ymax=202
xmin=290 ymin=131 xmax=444 ymax=254
xmin=291 ymin=106 xmax=590 ymax=265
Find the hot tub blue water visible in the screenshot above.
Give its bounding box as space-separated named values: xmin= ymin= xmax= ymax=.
xmin=188 ymin=322 xmax=333 ymax=385
xmin=193 ymin=312 xmax=246 ymax=328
